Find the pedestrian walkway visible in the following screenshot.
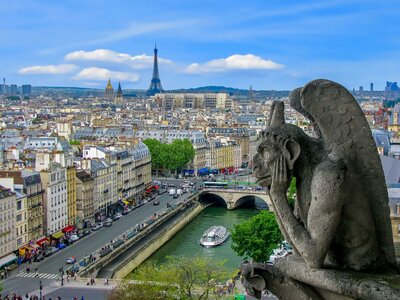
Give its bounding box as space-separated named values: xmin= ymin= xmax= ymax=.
xmin=16 ymin=271 xmax=59 ymax=279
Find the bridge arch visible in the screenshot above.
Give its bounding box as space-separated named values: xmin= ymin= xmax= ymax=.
xmin=199 ymin=189 xmax=272 ymax=210
xmin=198 ymin=192 xmax=227 ymax=208
xmin=234 ymin=195 xmax=270 ymax=210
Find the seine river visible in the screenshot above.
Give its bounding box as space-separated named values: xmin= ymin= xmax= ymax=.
xmin=144 ymin=201 xmax=267 ymax=273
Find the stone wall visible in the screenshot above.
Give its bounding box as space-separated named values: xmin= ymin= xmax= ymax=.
xmin=113 ymin=203 xmax=205 ymax=279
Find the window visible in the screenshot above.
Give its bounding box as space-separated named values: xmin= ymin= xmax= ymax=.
xmin=16 ymin=201 xmax=22 ymax=211
xmin=16 ymin=214 xmax=22 ymax=222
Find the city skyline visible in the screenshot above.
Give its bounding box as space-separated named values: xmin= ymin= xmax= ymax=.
xmin=1 ymin=0 xmax=399 ymax=90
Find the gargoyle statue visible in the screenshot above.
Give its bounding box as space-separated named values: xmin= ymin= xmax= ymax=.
xmin=246 ymin=79 xmax=398 ymax=299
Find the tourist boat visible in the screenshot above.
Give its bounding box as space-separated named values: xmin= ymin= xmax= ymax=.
xmin=200 ymin=226 xmax=230 ymax=247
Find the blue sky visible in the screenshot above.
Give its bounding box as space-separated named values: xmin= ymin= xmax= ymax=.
xmin=1 ymin=0 xmax=399 ymax=90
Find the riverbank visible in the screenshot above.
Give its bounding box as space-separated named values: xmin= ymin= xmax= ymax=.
xmin=146 ymin=205 xmax=260 ymax=272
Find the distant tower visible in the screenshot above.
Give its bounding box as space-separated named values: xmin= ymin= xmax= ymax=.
xmin=370 ymin=83 xmax=374 ymax=92
xmin=105 ymin=78 xmax=114 ymax=99
xmin=147 ymin=44 xmax=163 ymax=96
xmin=249 ymin=85 xmax=254 ymax=101
xmin=115 ymin=82 xmax=123 ymax=104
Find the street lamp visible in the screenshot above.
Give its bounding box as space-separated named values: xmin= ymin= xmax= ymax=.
xmin=40 ymin=281 xmax=43 ymax=299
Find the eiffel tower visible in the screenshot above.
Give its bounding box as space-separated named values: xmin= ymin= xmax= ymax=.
xmin=146 ymin=44 xmax=164 ymax=96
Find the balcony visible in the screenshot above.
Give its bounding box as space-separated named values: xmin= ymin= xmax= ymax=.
xmin=28 ymin=190 xmax=44 ymax=197
xmin=29 ymin=202 xmax=43 ymax=209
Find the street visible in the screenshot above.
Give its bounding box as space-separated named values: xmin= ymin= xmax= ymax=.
xmin=1 ymin=178 xmax=195 ymax=297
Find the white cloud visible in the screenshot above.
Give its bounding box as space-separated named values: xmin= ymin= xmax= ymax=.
xmin=19 ymin=64 xmax=77 ymax=74
xmin=65 ymin=49 xmax=172 ymax=69
xmin=73 ymin=67 xmax=140 ymax=82
xmin=185 ymin=54 xmax=283 ymax=73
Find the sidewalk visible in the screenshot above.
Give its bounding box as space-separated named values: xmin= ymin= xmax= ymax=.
xmin=27 ymin=277 xmax=116 ymax=298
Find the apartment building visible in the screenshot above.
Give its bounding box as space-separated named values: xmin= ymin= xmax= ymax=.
xmin=40 ymin=165 xmax=68 ymax=235
xmin=0 ymin=186 xmax=16 ymax=257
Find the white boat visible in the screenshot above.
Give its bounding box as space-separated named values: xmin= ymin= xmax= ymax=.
xmin=200 ymin=226 xmax=230 ymax=247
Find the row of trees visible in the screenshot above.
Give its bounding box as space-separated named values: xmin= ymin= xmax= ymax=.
xmin=143 ymin=139 xmax=195 ymax=177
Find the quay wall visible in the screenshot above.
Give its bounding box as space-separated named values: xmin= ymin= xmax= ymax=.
xmin=113 ymin=202 xmax=205 ymax=279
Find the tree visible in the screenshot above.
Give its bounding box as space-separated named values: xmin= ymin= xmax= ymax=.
xmin=143 ymin=139 xmax=163 ymax=176
xmin=69 ymin=140 xmax=80 ymax=145
xmin=231 ymin=210 xmax=283 ymax=262
xmin=287 ymin=177 xmax=296 ymax=209
xmin=168 ymin=139 xmax=195 ymax=175
xmin=109 ymin=256 xmax=229 ymax=300
xmin=143 ymin=139 xmax=195 ymax=176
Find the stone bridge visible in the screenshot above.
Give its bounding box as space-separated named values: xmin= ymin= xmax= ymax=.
xmin=199 ymin=188 xmax=272 ymax=210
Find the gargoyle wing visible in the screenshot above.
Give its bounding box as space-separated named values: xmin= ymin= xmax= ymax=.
xmin=290 ymin=79 xmax=396 ymax=266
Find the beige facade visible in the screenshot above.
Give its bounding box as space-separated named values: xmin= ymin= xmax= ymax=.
xmin=0 ymin=186 xmax=16 ymax=257
xmin=233 ymin=142 xmax=242 ymax=168
xmin=207 ymin=128 xmax=257 ymax=165
xmin=0 ymin=170 xmax=44 ymax=242
xmin=192 ymin=145 xmax=207 ymax=174
xmin=207 ymin=139 xmax=236 ymax=170
xmin=392 ymin=215 xmax=400 ymax=243
xmin=133 ymin=146 xmax=152 ymax=196
xmin=15 ymin=193 xmax=28 ymax=250
xmin=81 ymin=158 xmax=117 ymax=217
xmin=67 ymin=166 xmax=77 ymax=225
xmin=76 ymin=170 xmax=94 ymax=222
xmin=155 ymin=93 xmax=231 ymax=110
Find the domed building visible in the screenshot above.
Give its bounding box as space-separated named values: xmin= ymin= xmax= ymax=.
xmin=105 ymin=78 xmax=114 ymax=100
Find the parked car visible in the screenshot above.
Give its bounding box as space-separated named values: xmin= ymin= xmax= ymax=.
xmin=104 ymin=218 xmax=113 ymax=227
xmin=69 ymin=235 xmax=80 ymax=243
xmin=33 ymin=254 xmax=44 ymax=262
xmin=79 ymin=229 xmax=91 ymax=238
xmin=91 ymin=223 xmax=102 ymax=231
xmin=66 ymin=256 xmax=76 ymax=264
xmin=122 ymin=209 xmax=129 ymax=215
xmin=153 ymin=200 xmax=160 ymax=206
xmin=44 ymin=247 xmax=59 ymax=257
xmin=173 ymin=194 xmax=179 ymax=199
xmin=57 ymin=243 xmax=66 ymax=250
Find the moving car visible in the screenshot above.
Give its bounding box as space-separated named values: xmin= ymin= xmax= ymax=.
xmin=173 ymin=194 xmax=179 ymax=199
xmin=69 ymin=235 xmax=80 ymax=243
xmin=153 ymin=200 xmax=160 ymax=206
xmin=44 ymin=247 xmax=59 ymax=257
xmin=79 ymin=229 xmax=91 ymax=238
xmin=104 ymin=218 xmax=113 ymax=227
xmin=33 ymin=254 xmax=44 ymax=262
xmin=57 ymin=242 xmax=66 ymax=250
xmin=66 ymin=257 xmax=76 ymax=264
xmin=91 ymin=223 xmax=102 ymax=231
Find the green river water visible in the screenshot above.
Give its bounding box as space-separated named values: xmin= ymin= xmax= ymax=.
xmin=144 ymin=204 xmax=263 ymax=273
